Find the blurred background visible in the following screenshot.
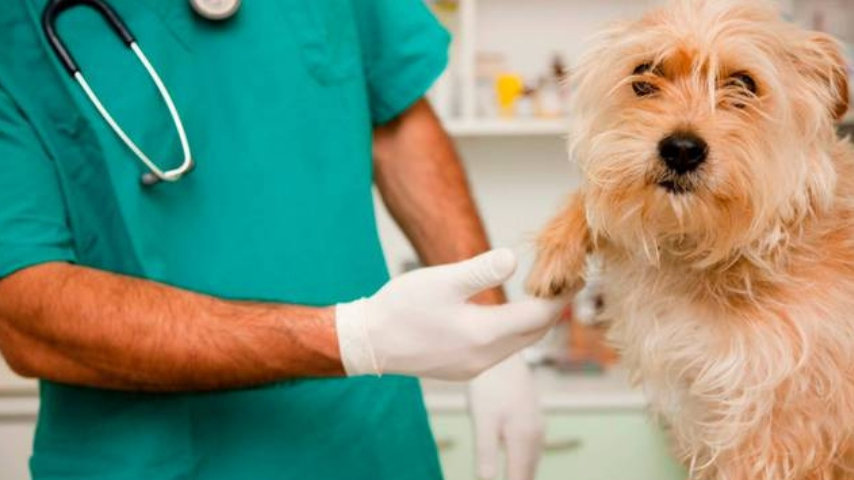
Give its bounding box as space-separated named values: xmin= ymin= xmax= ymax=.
xmin=1 ymin=0 xmax=853 ymax=479
xmin=379 ymin=0 xmax=854 ymax=478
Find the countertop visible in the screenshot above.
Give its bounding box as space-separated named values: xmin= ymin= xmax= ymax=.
xmin=0 ymin=364 xmax=648 ymax=418
xmin=422 ymin=367 xmax=647 ymax=413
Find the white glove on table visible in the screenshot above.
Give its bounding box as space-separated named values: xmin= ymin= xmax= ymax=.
xmin=335 ymin=248 xmax=567 ymax=380
xmin=469 ymin=354 xmax=544 ymax=480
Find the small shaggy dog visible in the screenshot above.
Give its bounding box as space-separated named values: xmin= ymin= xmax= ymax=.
xmin=526 ymin=1 xmax=853 ymax=478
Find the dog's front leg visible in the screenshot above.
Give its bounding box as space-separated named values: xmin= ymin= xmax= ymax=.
xmin=527 ymin=191 xmax=591 ymax=298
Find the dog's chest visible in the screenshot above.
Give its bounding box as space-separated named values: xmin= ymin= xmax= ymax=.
xmin=601 ymin=258 xmax=854 ymax=448
xmin=602 ymin=277 xmax=713 ymax=416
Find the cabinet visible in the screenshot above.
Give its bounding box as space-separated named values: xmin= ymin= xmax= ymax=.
xmin=0 ymin=419 xmax=34 ymax=480
xmin=0 ymin=393 xmax=37 ymax=480
xmin=423 ymin=370 xmax=687 ymax=480
xmin=0 ymin=362 xmax=36 ymax=480
xmin=430 ymin=411 xmax=685 ymax=480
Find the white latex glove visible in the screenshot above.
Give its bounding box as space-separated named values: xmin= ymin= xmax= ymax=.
xmin=335 ymin=249 xmax=568 ymax=380
xmin=469 ymin=354 xmax=544 ymax=480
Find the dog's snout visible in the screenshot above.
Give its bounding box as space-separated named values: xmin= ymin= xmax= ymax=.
xmin=658 ymin=133 xmax=708 ymax=174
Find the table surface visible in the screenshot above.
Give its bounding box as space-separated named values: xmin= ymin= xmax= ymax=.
xmin=421 ymin=367 xmax=646 ymax=412
xmin=0 ymin=361 xmax=647 ymax=416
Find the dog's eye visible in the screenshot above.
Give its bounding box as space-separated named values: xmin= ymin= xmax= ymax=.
xmin=633 ymin=81 xmax=659 ymax=96
xmin=726 ymin=72 xmax=757 ymax=94
xmin=723 ymin=72 xmax=758 ymax=109
xmin=632 ymin=63 xmax=660 ymax=97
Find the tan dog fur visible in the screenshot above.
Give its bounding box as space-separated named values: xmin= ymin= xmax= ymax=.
xmin=527 ymin=1 xmax=853 ymax=478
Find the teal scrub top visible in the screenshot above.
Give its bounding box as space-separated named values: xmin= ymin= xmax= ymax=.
xmin=0 ymin=1 xmax=450 ymax=479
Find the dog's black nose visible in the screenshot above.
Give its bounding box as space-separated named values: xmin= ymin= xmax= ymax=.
xmin=658 ymin=133 xmax=708 ymax=174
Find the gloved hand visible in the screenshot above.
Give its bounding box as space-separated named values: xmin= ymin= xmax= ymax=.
xmin=335 ymin=248 xmax=567 ymax=380
xmin=469 ymin=354 xmax=544 ymax=480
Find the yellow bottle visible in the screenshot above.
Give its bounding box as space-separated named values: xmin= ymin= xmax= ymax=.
xmin=495 ymin=73 xmax=524 ymax=118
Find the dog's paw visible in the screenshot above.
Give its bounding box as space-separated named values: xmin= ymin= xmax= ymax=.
xmin=526 ymin=248 xmax=583 ymax=298
xmin=527 ymin=191 xmax=591 ymax=298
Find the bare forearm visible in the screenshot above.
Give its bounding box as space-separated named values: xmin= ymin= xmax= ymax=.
xmin=0 ymin=263 xmax=341 ymax=391
xmin=374 ymin=99 xmax=504 ymax=303
xmin=375 ymin=100 xmax=492 ymax=264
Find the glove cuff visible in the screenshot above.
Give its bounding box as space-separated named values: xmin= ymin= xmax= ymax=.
xmin=335 ymin=299 xmax=380 ymax=377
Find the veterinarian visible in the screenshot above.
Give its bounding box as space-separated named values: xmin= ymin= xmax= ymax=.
xmin=0 ymin=1 xmax=566 ymax=480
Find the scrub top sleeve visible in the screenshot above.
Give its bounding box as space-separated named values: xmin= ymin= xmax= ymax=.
xmin=0 ymin=86 xmax=76 ymax=279
xmin=352 ymin=0 xmax=451 ymax=125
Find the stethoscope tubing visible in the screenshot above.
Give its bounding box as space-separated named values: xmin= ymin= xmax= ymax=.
xmin=42 ymin=0 xmax=194 ymax=186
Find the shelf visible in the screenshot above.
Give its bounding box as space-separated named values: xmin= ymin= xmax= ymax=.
xmin=0 ymin=396 xmax=38 ymax=420
xmin=444 ymin=118 xmax=568 ymax=137
xmin=422 ymin=367 xmax=646 ymax=413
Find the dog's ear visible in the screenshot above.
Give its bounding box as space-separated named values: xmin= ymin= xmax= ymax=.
xmin=796 ymin=32 xmax=849 ymax=120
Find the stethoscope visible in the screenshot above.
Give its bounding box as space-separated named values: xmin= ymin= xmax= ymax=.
xmin=42 ymin=0 xmax=240 ymax=186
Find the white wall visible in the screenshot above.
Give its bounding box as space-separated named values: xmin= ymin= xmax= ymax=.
xmin=375 ymin=135 xmax=581 ymax=298
xmin=475 ymin=0 xmax=660 ymax=81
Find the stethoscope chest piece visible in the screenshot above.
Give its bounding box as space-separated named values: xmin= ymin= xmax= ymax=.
xmin=190 ymin=0 xmax=241 ymax=21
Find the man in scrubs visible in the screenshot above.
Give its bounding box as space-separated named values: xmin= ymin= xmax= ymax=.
xmin=0 ymin=1 xmax=565 ymax=479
